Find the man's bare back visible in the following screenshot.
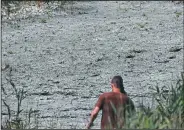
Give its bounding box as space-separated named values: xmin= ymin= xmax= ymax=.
xmin=86 ymin=76 xmax=135 ymax=129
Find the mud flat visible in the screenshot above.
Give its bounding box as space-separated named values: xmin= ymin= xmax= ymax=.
xmin=1 ymin=1 xmax=183 ymax=129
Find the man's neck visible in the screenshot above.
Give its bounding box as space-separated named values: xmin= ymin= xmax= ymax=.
xmin=112 ymin=89 xmax=121 ymax=93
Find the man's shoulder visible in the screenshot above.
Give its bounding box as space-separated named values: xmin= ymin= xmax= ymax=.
xmin=101 ymin=92 xmax=128 ymax=97
xmin=101 ymin=92 xmax=115 ymax=96
xmin=98 ymin=92 xmax=114 ymax=98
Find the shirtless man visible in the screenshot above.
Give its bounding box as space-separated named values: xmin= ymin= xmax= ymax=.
xmin=86 ymin=76 xmax=135 ymax=129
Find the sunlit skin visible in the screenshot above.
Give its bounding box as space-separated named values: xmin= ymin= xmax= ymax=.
xmin=86 ymin=83 xmax=121 ymax=129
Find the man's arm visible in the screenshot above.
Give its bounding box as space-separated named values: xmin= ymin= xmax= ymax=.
xmin=86 ymin=94 xmax=104 ymax=129
xmin=86 ymin=106 xmax=100 ymax=129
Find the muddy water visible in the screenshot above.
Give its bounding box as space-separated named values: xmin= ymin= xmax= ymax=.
xmin=1 ymin=1 xmax=183 ymax=129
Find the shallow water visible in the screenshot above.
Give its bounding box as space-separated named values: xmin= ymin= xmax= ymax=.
xmin=1 ymin=1 xmax=183 ymax=129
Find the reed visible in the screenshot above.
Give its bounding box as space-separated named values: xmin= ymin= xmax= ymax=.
xmin=124 ymin=72 xmax=184 ymax=129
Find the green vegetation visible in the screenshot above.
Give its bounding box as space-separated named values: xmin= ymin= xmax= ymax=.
xmin=124 ymin=72 xmax=184 ymax=129
xmin=136 ymin=22 xmax=148 ymax=29
xmin=40 ymin=19 xmax=47 ymax=23
xmin=1 ymin=1 xmax=73 ymax=20
xmin=2 ymin=67 xmax=39 ymax=129
xmin=174 ymin=11 xmax=182 ymax=18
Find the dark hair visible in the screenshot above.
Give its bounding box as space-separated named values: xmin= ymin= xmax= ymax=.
xmin=111 ymin=75 xmax=127 ymax=94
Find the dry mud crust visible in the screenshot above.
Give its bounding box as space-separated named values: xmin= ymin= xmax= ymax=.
xmin=1 ymin=1 xmax=183 ymax=129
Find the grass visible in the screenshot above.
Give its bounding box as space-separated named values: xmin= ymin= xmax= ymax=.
xmin=136 ymin=22 xmax=148 ymax=28
xmin=124 ymin=72 xmax=184 ymax=129
xmin=174 ymin=11 xmax=182 ymax=18
xmin=1 ymin=67 xmax=38 ymax=129
xmin=40 ymin=19 xmax=47 ymax=23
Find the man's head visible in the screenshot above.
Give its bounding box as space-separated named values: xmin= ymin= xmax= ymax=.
xmin=111 ymin=75 xmax=126 ymax=94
